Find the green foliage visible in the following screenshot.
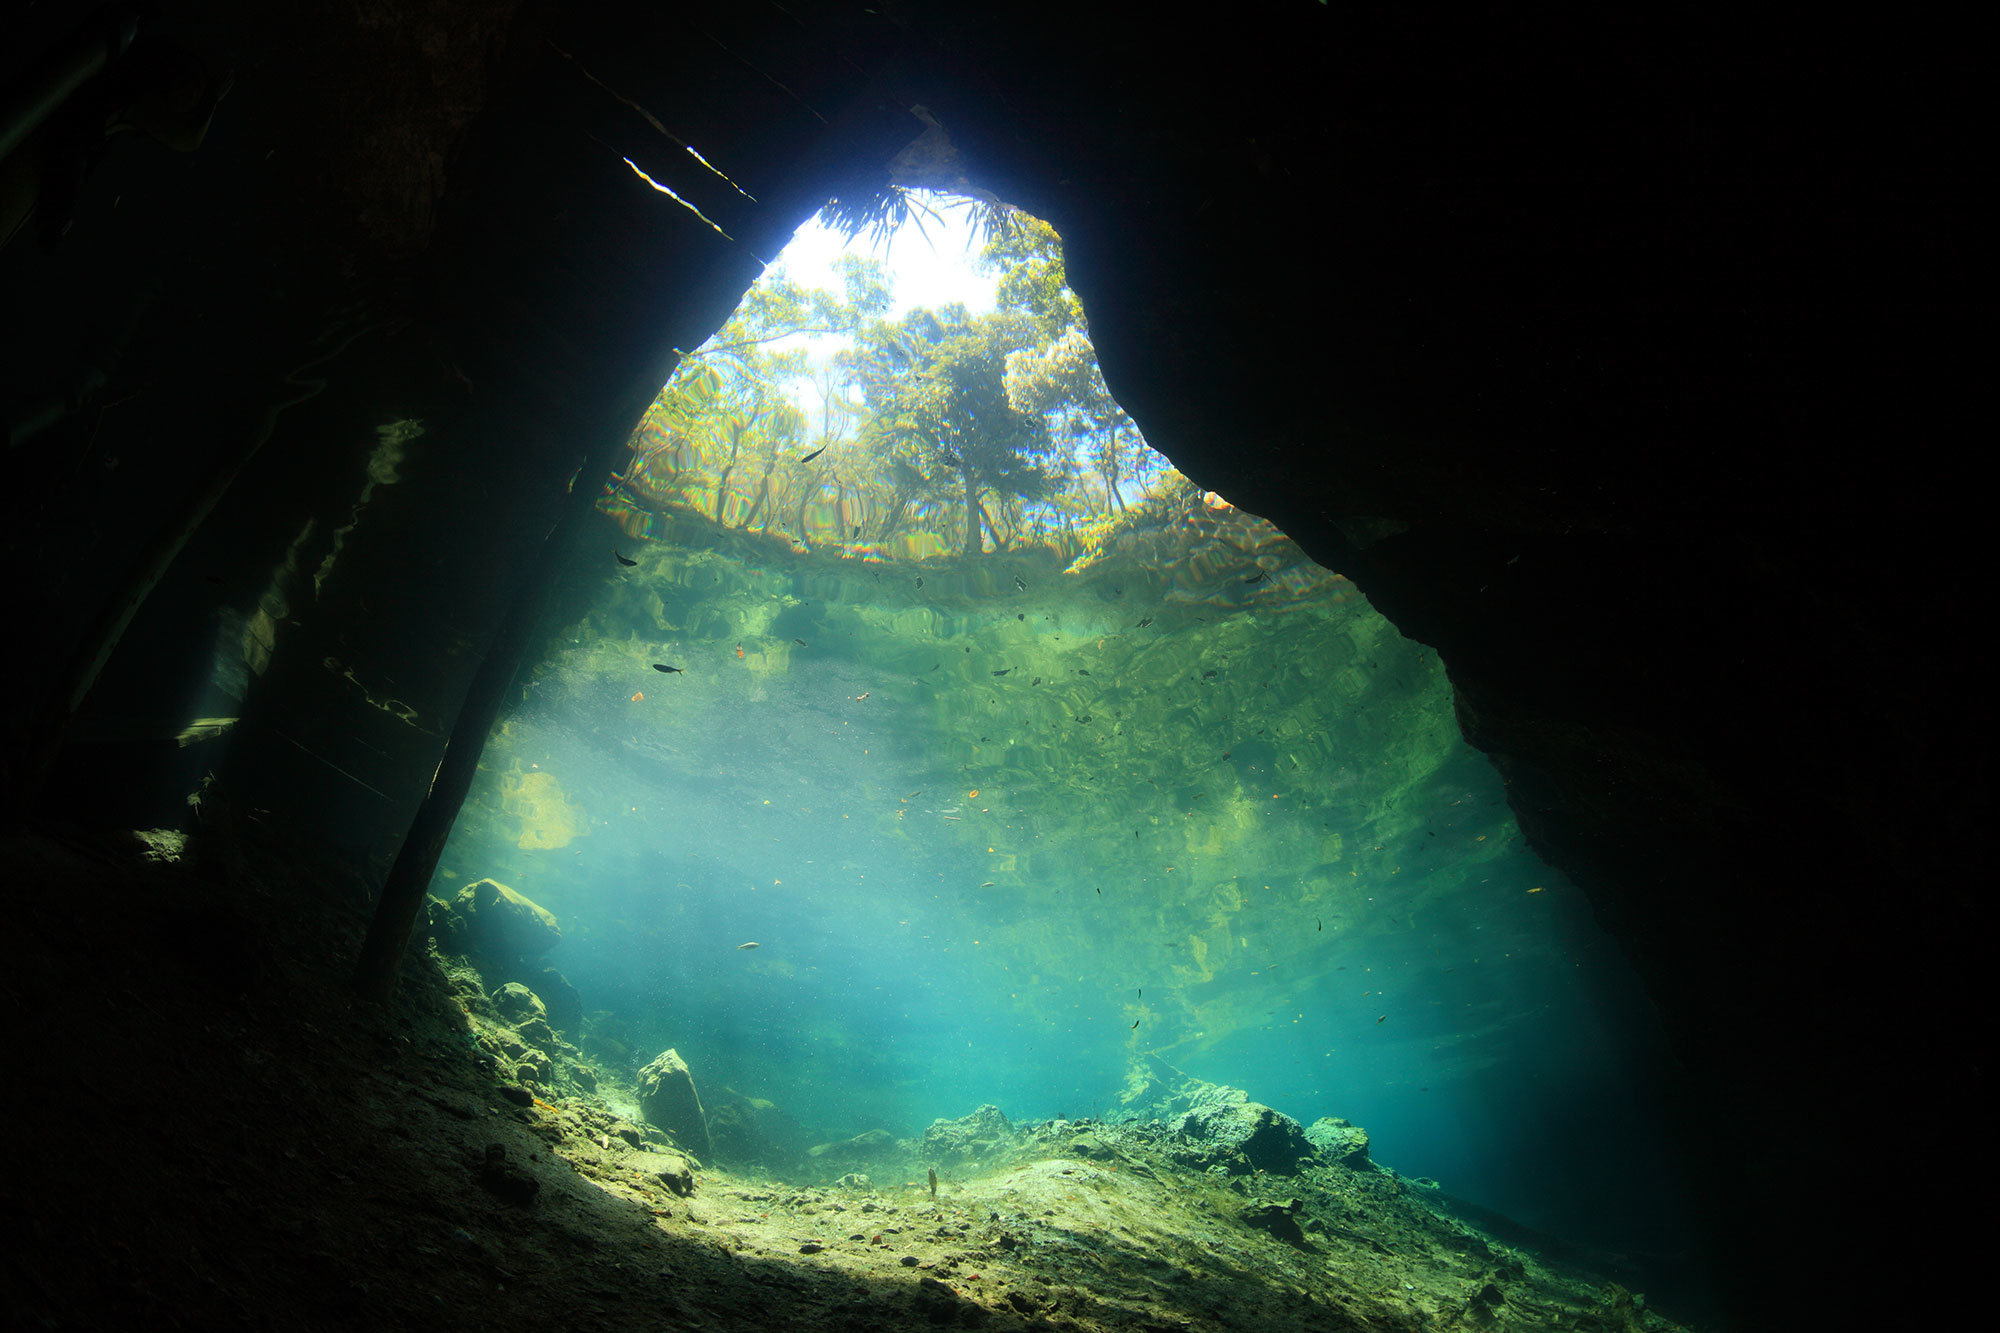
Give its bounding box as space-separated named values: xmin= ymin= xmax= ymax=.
xmin=823 ymin=185 xmax=1015 ymax=257
xmin=608 ymin=202 xmax=1167 ymax=562
xmin=848 ymin=307 xmax=1056 ymax=554
xmin=979 ymin=214 xmax=1081 ymax=338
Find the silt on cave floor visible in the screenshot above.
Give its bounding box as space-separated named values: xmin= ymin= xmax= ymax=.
xmin=10 ymin=821 xmax=1699 ymax=1332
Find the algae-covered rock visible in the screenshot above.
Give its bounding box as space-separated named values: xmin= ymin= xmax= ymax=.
xmin=921 ymin=1103 xmax=1014 ymax=1167
xmin=623 ymin=1148 xmax=696 ymax=1197
xmin=492 ymin=981 xmax=545 ymax=1024
xmin=434 ymin=879 xmax=561 ymax=966
xmin=1176 ymin=1100 xmax=1314 ymax=1175
xmin=1241 ymin=1198 xmax=1309 ymax=1248
xmin=636 ymin=1049 xmax=712 ymax=1159
xmin=1305 ymin=1116 xmax=1372 ymax=1167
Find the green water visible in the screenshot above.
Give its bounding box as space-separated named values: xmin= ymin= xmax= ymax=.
xmin=434 ymin=492 xmax=1688 ymax=1259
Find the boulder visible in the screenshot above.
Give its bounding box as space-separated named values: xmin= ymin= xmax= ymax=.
xmin=921 ymin=1104 xmax=1015 ymax=1168
xmin=437 ymin=879 xmax=561 ymax=965
xmin=624 ymin=1148 xmax=696 ymax=1197
xmin=512 ymin=1046 xmax=553 ymax=1087
xmin=492 ymin=982 xmax=545 ymax=1024
xmin=636 ymin=1049 xmax=712 ymax=1159
xmin=1304 ymin=1116 xmax=1372 ymax=1168
xmin=1177 ymin=1101 xmax=1314 ymax=1175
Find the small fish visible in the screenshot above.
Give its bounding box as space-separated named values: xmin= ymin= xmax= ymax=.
xmin=794 ymin=638 xmax=807 ymax=647
xmin=630 ymin=692 xmax=644 ymax=702
xmin=991 ymin=668 xmax=1010 ymax=676
xmin=1096 ymin=886 xmax=1102 ymax=895
xmin=737 ymin=941 xmax=760 ymax=950
xmin=1201 ymin=670 xmax=1217 ymax=679
xmin=915 ymin=577 xmax=924 ymax=589
xmin=652 ymin=664 xmax=684 ymax=673
xmin=1138 ymin=988 xmax=1142 ymax=999
xmin=1375 ymin=1014 xmax=1387 ymax=1024
xmin=1013 ymin=575 xmax=1026 ymax=591
xmin=1136 ymin=617 xmax=1154 ymax=628
xmin=1243 ymin=571 xmax=1266 ymax=584
xmin=854 ymin=692 xmax=870 ymax=701
xmin=735 ymin=644 xmax=745 ymax=659
xmin=1527 ymin=886 xmax=1545 ymax=894
xmin=930 ymin=664 xmax=940 ymax=671
xmin=800 ymin=446 xmax=827 ymax=464
xmin=615 ymin=550 xmax=638 ymax=567
xmin=1317 ymin=917 xmax=1322 ymax=932
xmin=980 ymin=881 xmax=995 ymax=888
xmin=1130 ymin=1019 xmax=1140 ymax=1030
xmin=1031 ymin=677 xmax=1041 ymax=686
xmin=1077 ymin=669 xmax=1091 ymax=676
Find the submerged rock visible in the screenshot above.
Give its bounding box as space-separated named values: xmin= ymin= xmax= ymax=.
xmin=432 ymin=879 xmax=561 ymax=966
xmin=1305 ymin=1116 xmax=1372 ymax=1168
xmin=921 ymin=1104 xmax=1014 ymax=1168
xmin=636 ymin=1048 xmax=712 ymax=1160
xmin=1241 ymin=1198 xmax=1309 ymax=1248
xmin=492 ymin=981 xmax=545 ymax=1024
xmin=1176 ymin=1100 xmax=1314 ymax=1175
xmin=623 ymin=1148 xmax=696 ymax=1197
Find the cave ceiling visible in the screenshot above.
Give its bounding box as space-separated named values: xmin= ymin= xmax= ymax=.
xmin=0 ymin=2 xmax=1979 ymax=1322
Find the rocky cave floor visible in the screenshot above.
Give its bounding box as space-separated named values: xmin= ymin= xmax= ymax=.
xmin=7 ymin=821 xmax=1691 ymax=1332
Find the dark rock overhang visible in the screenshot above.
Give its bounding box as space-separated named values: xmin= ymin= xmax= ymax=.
xmin=1 ymin=3 xmax=1980 ymax=1326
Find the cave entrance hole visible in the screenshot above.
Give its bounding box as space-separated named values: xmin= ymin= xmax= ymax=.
xmin=420 ymin=189 xmax=1695 ymax=1275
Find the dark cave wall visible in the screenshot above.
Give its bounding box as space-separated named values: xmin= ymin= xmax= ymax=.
xmin=2 ymin=2 xmax=1981 ymax=1324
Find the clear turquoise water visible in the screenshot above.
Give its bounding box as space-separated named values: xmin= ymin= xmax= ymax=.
xmin=435 ymin=519 xmax=1695 ymax=1266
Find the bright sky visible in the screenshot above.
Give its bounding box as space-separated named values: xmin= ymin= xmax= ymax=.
xmin=729 ymin=192 xmax=1000 ymax=415
xmin=763 ymin=191 xmax=1000 ymax=321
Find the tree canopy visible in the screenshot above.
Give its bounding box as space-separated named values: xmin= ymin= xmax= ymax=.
xmin=605 ymin=201 xmax=1166 ymax=561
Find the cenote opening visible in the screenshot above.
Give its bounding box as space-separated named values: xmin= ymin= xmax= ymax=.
xmin=425 ymin=193 xmax=1708 ymax=1315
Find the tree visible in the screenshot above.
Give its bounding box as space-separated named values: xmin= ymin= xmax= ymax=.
xmin=978 ymin=215 xmax=1081 ymax=338
xmin=848 ymin=307 xmax=1057 ymax=555
xmin=1004 ymin=326 xmax=1160 ymax=514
